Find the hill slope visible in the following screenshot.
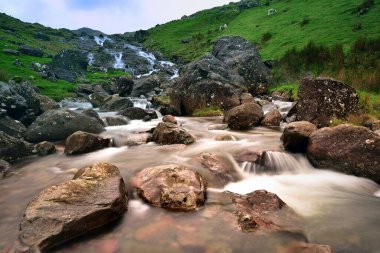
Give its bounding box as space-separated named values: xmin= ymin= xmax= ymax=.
xmin=145 ymin=0 xmax=380 ymax=61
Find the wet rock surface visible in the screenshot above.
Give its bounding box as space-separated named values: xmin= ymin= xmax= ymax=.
xmin=296 ymin=78 xmax=359 ymax=127
xmin=105 ymin=116 xmax=129 ymax=126
xmin=19 ymin=163 xmax=128 ymax=251
xmin=25 ymin=109 xmax=105 ymax=143
xmin=262 ymin=109 xmax=281 ymax=127
xmin=65 ymin=131 xmax=112 ymax=155
xmin=0 ymin=131 xmax=32 ymax=162
xmin=227 ymin=190 xmax=301 ymax=233
xmin=225 ymin=102 xmax=264 ymax=130
xmin=35 ymin=141 xmax=56 ymax=156
xmin=132 ymin=164 xmax=206 ymax=211
xmin=151 ymin=122 xmax=195 ymax=145
xmin=281 ymin=121 xmax=317 ymax=153
xmin=118 ymin=107 xmax=157 ymax=120
xmin=307 ymin=124 xmax=380 ymax=183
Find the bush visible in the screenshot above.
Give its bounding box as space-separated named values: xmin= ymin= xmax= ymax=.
xmin=261 ymin=32 xmax=272 ymax=44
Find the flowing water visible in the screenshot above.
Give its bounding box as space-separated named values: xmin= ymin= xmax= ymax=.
xmin=112 ymin=52 xmax=125 ymax=69
xmin=0 ymin=116 xmax=379 ymax=253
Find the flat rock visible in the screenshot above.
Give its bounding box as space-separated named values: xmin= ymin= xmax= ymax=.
xmin=19 ymin=163 xmax=128 ymax=251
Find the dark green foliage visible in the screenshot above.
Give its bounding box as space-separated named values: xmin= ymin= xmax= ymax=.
xmin=300 ymin=16 xmax=310 ymax=27
xmin=261 ymin=32 xmax=272 ymax=43
xmin=0 ymin=70 xmax=9 ymax=82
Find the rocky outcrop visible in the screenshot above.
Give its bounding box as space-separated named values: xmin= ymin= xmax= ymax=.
xmin=0 ymin=131 xmax=32 ymax=162
xmin=151 ymin=122 xmax=195 ymax=145
xmin=0 ymin=81 xmax=28 ymax=118
xmin=307 ymin=124 xmax=380 ymax=183
xmin=224 ymin=102 xmax=263 ymax=130
xmin=169 ymin=54 xmax=244 ymax=115
xmin=118 ymin=107 xmax=158 ymax=120
xmin=281 ymin=121 xmax=317 ymax=153
xmin=296 ymin=78 xmax=359 ymax=127
xmin=131 ymin=74 xmax=162 ymax=97
xmin=19 ymin=163 xmax=128 ymax=251
xmin=35 ymin=141 xmax=56 ymax=156
xmin=18 ymin=45 xmax=43 ymax=57
xmin=261 ymin=109 xmax=281 ymax=127
xmin=109 ymin=76 xmax=134 ymax=96
xmin=65 ymin=131 xmax=112 ymax=155
xmin=25 ymin=109 xmax=105 ymax=143
xmin=212 ymin=36 xmax=271 ymax=94
xmin=50 ymin=49 xmax=88 ymax=82
xmin=132 ymin=164 xmax=206 ymax=211
xmin=227 ymin=190 xmax=300 ymax=232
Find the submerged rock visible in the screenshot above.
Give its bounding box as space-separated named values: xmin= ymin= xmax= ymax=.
xmin=296 ymin=77 xmax=359 ymax=127
xmin=151 ymin=122 xmax=195 ymax=145
xmin=65 ymin=131 xmax=112 ymax=155
xmin=19 ymin=163 xmax=128 ymax=251
xmin=307 ymin=124 xmax=380 ymax=183
xmin=281 ymin=121 xmax=317 ymax=153
xmin=132 ymin=164 xmax=206 ymax=211
xmin=25 ymin=109 xmax=105 ymax=143
xmin=227 ymin=190 xmax=301 ymax=233
xmin=225 ymin=102 xmax=263 ymax=130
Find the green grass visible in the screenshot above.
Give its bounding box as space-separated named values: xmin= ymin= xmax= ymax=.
xmin=192 ymin=106 xmax=223 ymax=117
xmin=269 ymin=83 xmax=298 ymax=99
xmin=86 ymin=69 xmax=131 ymax=84
xmin=145 ymin=0 xmax=380 ymax=61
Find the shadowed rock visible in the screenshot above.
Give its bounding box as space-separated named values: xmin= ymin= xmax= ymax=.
xmin=35 ymin=141 xmax=56 ymax=156
xmin=281 ymin=121 xmax=317 ymax=153
xmin=132 ymin=164 xmax=206 ymax=211
xmin=0 ymin=131 xmax=32 ymax=162
xmin=19 ymin=163 xmax=128 ymax=251
xmin=225 ymin=102 xmax=263 ymax=130
xmin=65 ymin=131 xmax=112 ymax=155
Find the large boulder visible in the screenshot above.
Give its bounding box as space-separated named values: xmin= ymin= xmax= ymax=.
xmin=169 ymin=54 xmax=244 ymax=115
xmin=296 ymin=78 xmax=360 ymax=127
xmin=0 ymin=131 xmax=32 ymax=162
xmin=281 ymin=121 xmax=317 ymax=153
xmin=151 ymin=122 xmax=195 ymax=145
xmin=65 ymin=131 xmax=112 ymax=155
xmin=261 ymin=109 xmax=281 ymax=127
xmin=19 ymin=163 xmax=128 ymax=251
xmin=224 ymin=102 xmax=264 ymax=130
xmin=25 ymin=109 xmax=105 ymax=143
xmin=131 ymin=74 xmax=162 ymax=97
xmin=0 ymin=115 xmax=27 ymax=138
xmin=109 ymin=76 xmax=134 ymax=96
xmin=50 ymin=50 xmax=88 ymax=82
xmin=227 ymin=190 xmax=300 ymax=232
xmin=101 ymin=96 xmax=134 ymax=111
xmin=307 ymin=124 xmax=380 ymax=183
xmin=212 ymin=36 xmax=271 ymax=94
xmin=132 ymin=164 xmax=206 ymax=211
xmin=81 ymin=109 xmax=106 ymax=127
xmin=118 ymin=107 xmax=157 ymax=120
xmin=0 ymin=81 xmax=28 ymax=118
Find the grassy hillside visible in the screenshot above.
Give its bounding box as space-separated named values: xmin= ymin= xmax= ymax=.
xmin=145 ymin=0 xmax=380 ymax=61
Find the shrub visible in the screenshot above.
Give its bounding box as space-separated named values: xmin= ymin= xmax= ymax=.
xmin=261 ymin=32 xmax=272 ymax=44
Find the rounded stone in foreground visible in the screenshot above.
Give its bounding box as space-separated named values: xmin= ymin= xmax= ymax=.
xmin=132 ymin=164 xmax=207 ymax=211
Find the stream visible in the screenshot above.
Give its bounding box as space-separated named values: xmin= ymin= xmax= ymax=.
xmin=0 ymin=114 xmax=379 ymax=253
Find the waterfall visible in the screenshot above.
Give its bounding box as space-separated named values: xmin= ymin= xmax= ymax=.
xmin=94 ymin=35 xmax=111 ymax=46
xmin=240 ymin=151 xmax=312 ymax=175
xmin=113 ymin=52 xmax=125 ymax=69
xmin=127 ymin=97 xmax=152 ymax=109
xmin=87 ymin=53 xmax=95 ymax=66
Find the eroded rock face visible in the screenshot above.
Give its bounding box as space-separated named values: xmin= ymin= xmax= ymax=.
xmin=65 ymin=131 xmax=112 ymax=155
xmin=0 ymin=131 xmax=32 ymax=162
xmin=281 ymin=121 xmax=317 ymax=153
xmin=227 ymin=190 xmax=301 ymax=233
xmin=169 ymin=54 xmax=244 ymax=115
xmin=212 ymin=36 xmax=271 ymax=94
xmin=225 ymin=102 xmax=263 ymax=130
xmin=132 ymin=164 xmax=206 ymax=211
xmin=25 ymin=109 xmax=105 ymax=143
xmin=262 ymin=109 xmax=281 ymax=127
xmin=296 ymin=78 xmax=359 ymax=127
xmin=19 ymin=163 xmax=128 ymax=251
xmin=151 ymin=122 xmax=195 ymax=145
xmin=307 ymin=124 xmax=380 ymax=183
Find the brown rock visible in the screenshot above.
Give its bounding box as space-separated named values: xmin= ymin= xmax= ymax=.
xmin=296 ymin=77 xmax=359 ymax=127
xmin=19 ymin=163 xmax=128 ymax=251
xmin=196 ymin=152 xmax=237 ymax=181
xmin=215 ymin=135 xmax=236 ymax=141
xmin=227 ymin=190 xmax=301 ymax=232
xmin=225 ymin=102 xmax=264 ymax=130
xmin=65 ymin=131 xmax=112 ymax=155
xmin=132 ymin=164 xmax=206 ymax=211
xmin=307 ymin=124 xmax=380 ymax=183
xmin=281 ymin=121 xmax=317 ymax=153
xmin=262 ymin=109 xmax=281 ymax=127
xmin=162 ymin=115 xmax=177 ymax=124
xmin=151 ymin=122 xmax=195 ymax=145
xmin=240 ymin=93 xmax=254 ymax=104
xmin=35 ymin=141 xmax=56 ymax=156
